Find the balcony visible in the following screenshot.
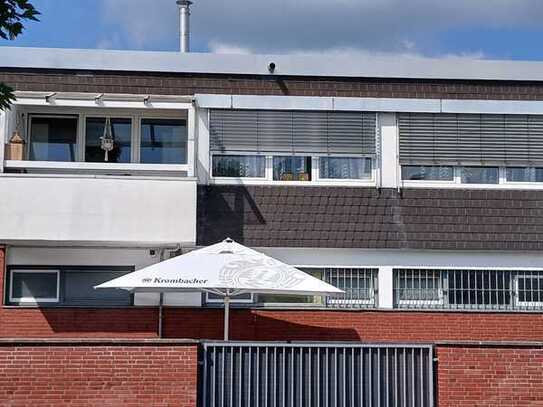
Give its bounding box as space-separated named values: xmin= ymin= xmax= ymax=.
xmin=0 ymin=172 xmax=197 ymax=245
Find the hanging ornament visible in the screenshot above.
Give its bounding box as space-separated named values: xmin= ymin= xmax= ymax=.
xmin=100 ymin=117 xmax=114 ymax=162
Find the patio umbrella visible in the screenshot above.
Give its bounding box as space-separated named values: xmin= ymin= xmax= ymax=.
xmin=95 ymin=238 xmax=343 ymax=340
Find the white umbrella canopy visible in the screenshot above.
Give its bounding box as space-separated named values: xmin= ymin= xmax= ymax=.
xmin=95 ymin=238 xmax=343 ymax=339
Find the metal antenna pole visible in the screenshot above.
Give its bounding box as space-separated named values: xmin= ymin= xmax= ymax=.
xmin=177 ymin=0 xmax=193 ymax=53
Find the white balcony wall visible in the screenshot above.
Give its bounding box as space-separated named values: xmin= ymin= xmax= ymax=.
xmin=0 ymin=175 xmax=197 ymax=245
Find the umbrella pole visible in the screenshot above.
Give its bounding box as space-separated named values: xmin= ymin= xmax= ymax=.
xmin=158 ymin=292 xmax=164 ymax=339
xmin=224 ymin=294 xmax=230 ymax=341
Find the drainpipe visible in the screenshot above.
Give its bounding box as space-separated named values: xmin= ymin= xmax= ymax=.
xmin=177 ymin=0 xmax=193 ymax=53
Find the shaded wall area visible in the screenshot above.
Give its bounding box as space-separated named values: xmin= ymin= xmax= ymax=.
xmin=198 ymin=185 xmax=543 ymax=250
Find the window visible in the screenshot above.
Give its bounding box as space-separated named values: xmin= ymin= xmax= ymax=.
xmin=140 ymin=119 xmax=187 ymax=164
xmin=63 ymin=270 xmax=132 ymax=306
xmin=506 ymin=167 xmax=543 ymax=183
xmin=273 ymin=156 xmax=311 ymax=181
xmin=402 ymin=166 xmax=453 ymax=181
xmin=396 ymin=269 xmax=442 ymax=306
xmin=251 ymin=268 xmax=378 ymax=308
xmin=515 ymin=274 xmax=543 ymax=307
xmin=85 ymin=117 xmax=132 ymax=163
xmin=212 ymin=155 xmax=266 ymax=178
xmin=7 ymin=267 xmax=132 ymax=307
xmin=258 ymin=269 xmax=325 ymax=305
xmin=319 ymin=157 xmax=372 ymax=180
xmin=9 ymin=270 xmax=59 ymax=303
xmin=28 ymin=115 xmax=78 ymax=162
xmin=324 ymin=268 xmax=377 ymax=306
xmin=206 ymin=292 xmax=254 ymax=304
xmin=461 ymin=167 xmax=499 ymax=184
xmin=394 ymin=269 xmax=543 ymax=310
xmin=447 ymin=270 xmax=511 ymax=307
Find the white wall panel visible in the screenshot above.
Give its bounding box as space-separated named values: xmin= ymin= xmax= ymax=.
xmin=0 ymin=175 xmax=197 ymax=245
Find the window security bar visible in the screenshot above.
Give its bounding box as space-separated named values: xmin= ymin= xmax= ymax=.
xmin=323 ymin=268 xmax=378 ymax=309
xmin=394 ymin=269 xmax=543 ymax=311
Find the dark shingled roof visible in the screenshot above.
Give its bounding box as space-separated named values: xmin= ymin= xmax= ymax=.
xmin=197 ymin=185 xmax=543 ymax=250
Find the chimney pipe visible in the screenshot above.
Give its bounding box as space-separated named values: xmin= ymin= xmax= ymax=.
xmin=177 ymin=0 xmax=193 ymax=53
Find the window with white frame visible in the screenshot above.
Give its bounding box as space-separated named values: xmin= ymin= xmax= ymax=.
xmin=85 ymin=117 xmax=132 ymax=163
xmin=398 ymin=113 xmax=543 ymax=186
xmin=23 ymin=111 xmax=188 ymax=165
xmin=461 ymin=166 xmax=499 ymax=184
xmin=28 ymin=115 xmax=78 ymax=162
xmin=319 ymin=157 xmax=372 ymax=180
xmin=394 ymin=269 xmax=543 ymax=311
xmin=257 ymin=268 xmax=378 ymax=308
xmin=212 ymin=155 xmax=266 ymax=178
xmin=273 ymin=156 xmax=312 ymax=181
xmin=7 ymin=266 xmax=133 ymax=306
xmin=515 ymin=273 xmax=543 ymax=307
xmin=140 ymin=118 xmax=187 ymax=164
xmin=506 ymin=167 xmax=543 ymax=183
xmin=402 ymin=165 xmax=543 ymax=185
xmin=401 ymin=166 xmax=453 ymax=181
xmin=209 ymin=109 xmax=377 ymax=184
xmin=9 ymin=270 xmax=60 ymax=304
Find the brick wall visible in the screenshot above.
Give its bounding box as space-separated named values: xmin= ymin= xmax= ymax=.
xmin=161 ymin=309 xmax=543 ymax=343
xmin=1 ymin=340 xmax=541 ymax=407
xmin=436 ymin=344 xmax=543 ymax=407
xmin=3 ymin=302 xmax=543 ymax=342
xmin=4 ymin=68 xmax=543 ymax=100
xmin=0 ymin=251 xmax=159 ymax=339
xmin=0 ymin=340 xmax=198 ymax=407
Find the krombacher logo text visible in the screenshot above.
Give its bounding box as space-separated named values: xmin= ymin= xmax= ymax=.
xmin=142 ymin=277 xmax=208 ymax=284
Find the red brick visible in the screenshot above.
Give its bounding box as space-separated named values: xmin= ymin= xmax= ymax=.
xmin=0 ymin=343 xmax=198 ymax=407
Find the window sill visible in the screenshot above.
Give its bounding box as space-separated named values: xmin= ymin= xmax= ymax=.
xmin=401 ymin=181 xmax=543 ymax=190
xmin=210 ymin=177 xmax=377 ymax=187
xmin=5 ymin=160 xmax=190 ymax=176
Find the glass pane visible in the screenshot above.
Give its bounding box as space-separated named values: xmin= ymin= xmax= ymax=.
xmin=207 ymin=292 xmax=252 ymax=302
xmin=506 ymin=167 xmax=543 ymax=182
xmin=448 ymin=270 xmax=511 ymax=306
xmin=402 ymin=166 xmax=454 ymax=181
xmin=212 ymin=155 xmax=265 ymax=178
xmin=319 ymin=157 xmax=372 ymax=179
xmin=140 ymin=119 xmax=187 ymax=164
xmin=29 ymin=116 xmax=78 ymax=162
xmin=273 ymin=156 xmax=311 ymax=181
xmin=85 ymin=118 xmax=132 ymax=163
xmin=461 ymin=167 xmax=499 ymax=184
xmin=63 ymin=271 xmax=132 ymax=306
xmin=518 ymin=275 xmax=543 ymax=303
xmin=11 ymin=272 xmax=57 ymax=300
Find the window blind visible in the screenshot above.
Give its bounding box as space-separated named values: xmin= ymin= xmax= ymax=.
xmin=398 ymin=113 xmax=543 ymax=165
xmin=210 ymin=109 xmax=376 ymax=155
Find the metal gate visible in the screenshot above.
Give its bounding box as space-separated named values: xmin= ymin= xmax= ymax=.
xmin=199 ymin=342 xmax=434 ymax=407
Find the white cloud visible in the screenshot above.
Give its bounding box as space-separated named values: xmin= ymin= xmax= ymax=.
xmin=97 ymin=0 xmax=543 ymax=56
xmin=208 ymin=41 xmax=485 ymax=61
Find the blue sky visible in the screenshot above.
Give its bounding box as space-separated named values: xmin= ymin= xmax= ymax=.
xmin=5 ymin=0 xmax=543 ymax=60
